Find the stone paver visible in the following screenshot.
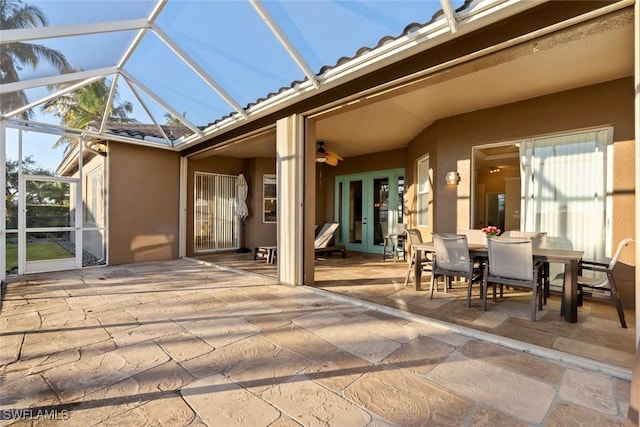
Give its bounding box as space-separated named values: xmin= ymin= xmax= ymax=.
xmin=0 ymin=259 xmax=632 ymax=425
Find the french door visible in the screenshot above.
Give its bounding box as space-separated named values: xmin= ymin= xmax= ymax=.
xmin=335 ymin=169 xmax=404 ymax=254
xmin=20 ymin=175 xmax=81 ymax=274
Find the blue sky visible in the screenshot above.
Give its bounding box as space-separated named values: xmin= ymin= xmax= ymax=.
xmin=9 ymin=0 xmax=451 ymax=171
xmin=19 ymin=1 xmax=447 ymax=125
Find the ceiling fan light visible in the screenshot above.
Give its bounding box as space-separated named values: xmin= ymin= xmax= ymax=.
xmin=315 ymin=156 xmax=328 ymax=163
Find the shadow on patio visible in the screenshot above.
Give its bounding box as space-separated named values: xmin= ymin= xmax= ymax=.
xmin=199 ymin=250 xmax=637 ymax=371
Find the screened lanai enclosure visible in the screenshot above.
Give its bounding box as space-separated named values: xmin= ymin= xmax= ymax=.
xmin=1 ymin=0 xmax=639 ymax=342
xmin=0 ymin=0 xmax=549 ymax=278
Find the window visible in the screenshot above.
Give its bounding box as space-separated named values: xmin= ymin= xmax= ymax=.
xmin=417 ymin=155 xmax=429 ymax=226
xmin=263 ymin=174 xmax=277 ymax=223
xmin=84 ymin=167 xmax=103 ymax=227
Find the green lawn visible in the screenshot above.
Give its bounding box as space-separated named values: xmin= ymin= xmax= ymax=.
xmin=6 ymin=242 xmax=73 ymax=271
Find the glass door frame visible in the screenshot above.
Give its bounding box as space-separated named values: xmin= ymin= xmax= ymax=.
xmin=334 ymin=168 xmax=404 ymax=254
xmin=19 ymin=174 xmax=82 ymax=274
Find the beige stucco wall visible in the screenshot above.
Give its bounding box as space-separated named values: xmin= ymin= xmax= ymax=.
xmin=406 ymin=77 xmax=636 ymax=306
xmin=108 ymin=143 xmax=181 ymax=265
xmin=244 ymin=158 xmax=277 ymax=249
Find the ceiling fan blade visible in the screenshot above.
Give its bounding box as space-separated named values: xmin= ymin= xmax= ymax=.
xmin=325 ymin=156 xmax=339 ymax=166
xmin=326 ymin=151 xmax=343 ymax=161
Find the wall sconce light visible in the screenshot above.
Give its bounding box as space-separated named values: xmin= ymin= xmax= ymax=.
xmin=445 ymin=171 xmax=459 ymax=185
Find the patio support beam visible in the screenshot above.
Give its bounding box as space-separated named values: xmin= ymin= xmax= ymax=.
xmin=250 ymin=0 xmax=320 ymax=89
xmin=634 ymin=0 xmax=640 ymax=346
xmin=0 ymin=121 xmax=6 ymax=282
xmin=276 ymin=115 xmax=305 ymax=286
xmin=120 ymin=70 xmax=202 ymax=136
xmin=303 ymin=121 xmax=316 ymax=287
xmin=440 ymin=0 xmax=459 ymax=33
xmin=151 ymin=24 xmax=248 ymax=119
xmin=179 ymin=157 xmax=188 ymax=258
xmin=0 ymin=67 xmax=117 ymax=94
xmin=0 ymin=19 xmax=149 ymax=44
xmin=3 ymin=75 xmax=104 ymax=120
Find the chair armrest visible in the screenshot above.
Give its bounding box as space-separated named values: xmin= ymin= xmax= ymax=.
xmin=578 ymin=264 xmax=609 ymax=274
xmin=580 ymin=258 xmax=610 ymax=267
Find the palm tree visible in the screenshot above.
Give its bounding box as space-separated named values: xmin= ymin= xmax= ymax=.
xmin=42 ymin=77 xmax=137 ymax=152
xmin=164 ymin=112 xmax=184 ymax=126
xmin=0 ymin=0 xmax=72 ymax=119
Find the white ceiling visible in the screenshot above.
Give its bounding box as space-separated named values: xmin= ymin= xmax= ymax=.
xmin=207 ymin=12 xmax=633 ymax=160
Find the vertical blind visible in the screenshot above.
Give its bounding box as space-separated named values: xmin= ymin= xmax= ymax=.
xmin=194 ymin=172 xmax=239 ymax=252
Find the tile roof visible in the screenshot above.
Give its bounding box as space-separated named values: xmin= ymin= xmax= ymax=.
xmin=88 ymin=121 xmax=195 ymax=142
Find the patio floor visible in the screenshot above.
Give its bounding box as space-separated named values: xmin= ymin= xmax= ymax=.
xmin=0 ymin=258 xmax=633 ymax=425
xmin=199 ymin=250 xmax=637 ymax=372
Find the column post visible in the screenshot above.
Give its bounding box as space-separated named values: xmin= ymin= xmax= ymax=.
xmin=276 ymin=115 xmax=306 ymax=285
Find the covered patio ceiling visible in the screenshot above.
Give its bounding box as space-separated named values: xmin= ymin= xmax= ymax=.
xmin=200 ymin=1 xmax=634 ymax=161
xmin=2 ymin=0 xmax=605 ymax=153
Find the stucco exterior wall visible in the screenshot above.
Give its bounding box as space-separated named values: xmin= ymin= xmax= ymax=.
xmin=108 ymin=143 xmax=181 ymax=265
xmin=245 ymin=158 xmax=277 ymax=249
xmin=407 ymin=77 xmax=636 ymax=305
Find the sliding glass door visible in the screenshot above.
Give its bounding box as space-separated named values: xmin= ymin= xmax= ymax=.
xmin=194 ymin=172 xmax=240 ymax=252
xmin=521 ymin=128 xmax=611 ymax=260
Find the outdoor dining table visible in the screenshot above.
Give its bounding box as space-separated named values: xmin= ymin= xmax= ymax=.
xmin=411 ymin=242 xmax=584 ymax=323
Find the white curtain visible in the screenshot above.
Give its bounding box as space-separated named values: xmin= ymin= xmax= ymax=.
xmin=521 ymin=129 xmax=608 ymax=260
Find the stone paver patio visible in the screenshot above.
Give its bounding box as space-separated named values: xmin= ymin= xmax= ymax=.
xmin=0 ymin=259 xmax=631 ymax=425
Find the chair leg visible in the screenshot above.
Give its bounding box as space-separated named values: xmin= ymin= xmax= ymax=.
xmin=538 ymin=284 xmax=543 ymax=311
xmin=403 ymin=253 xmax=415 ymax=287
xmin=614 ymin=294 xmax=628 ymax=328
xmin=609 ymin=274 xmax=628 ymax=328
xmin=430 ymin=273 xmax=437 ymax=299
xmin=531 ymin=286 xmax=537 ymax=322
xmin=482 ymin=266 xmax=489 ymax=311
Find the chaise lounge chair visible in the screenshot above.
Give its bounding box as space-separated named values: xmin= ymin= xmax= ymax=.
xmin=315 ymin=223 xmax=347 ymax=258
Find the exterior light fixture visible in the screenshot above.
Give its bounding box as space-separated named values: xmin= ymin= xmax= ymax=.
xmin=445 ymin=171 xmax=459 ymax=185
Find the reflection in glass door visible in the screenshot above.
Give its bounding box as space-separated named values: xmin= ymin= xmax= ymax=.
xmin=348 ymin=180 xmax=363 ymax=244
xmin=21 ymin=176 xmax=80 ymax=274
xmin=336 ymin=169 xmax=404 ymax=254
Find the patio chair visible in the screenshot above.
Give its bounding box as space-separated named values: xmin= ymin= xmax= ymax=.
xmin=383 ymin=223 xmax=407 ymax=262
xmin=314 ymin=222 xmax=346 ymax=258
xmin=574 ymin=238 xmax=634 ymax=328
xmin=403 ymin=228 xmax=432 ymax=287
xmin=431 ymin=234 xmax=479 ymax=306
xmin=501 ymin=230 xmax=549 ymax=301
xmin=483 ymin=237 xmax=543 ymax=322
xmin=458 ymin=228 xmax=488 ymax=280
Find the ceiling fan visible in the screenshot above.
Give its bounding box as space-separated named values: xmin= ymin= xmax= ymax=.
xmin=315 ymin=141 xmax=343 ymax=166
